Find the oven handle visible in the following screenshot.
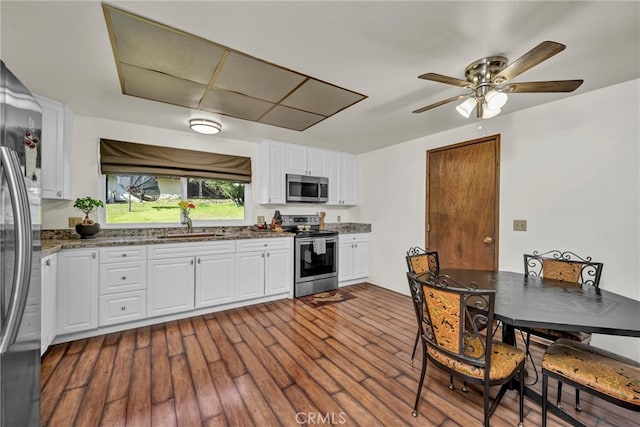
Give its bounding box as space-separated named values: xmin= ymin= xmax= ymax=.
xmin=296 ymin=236 xmax=338 ymax=244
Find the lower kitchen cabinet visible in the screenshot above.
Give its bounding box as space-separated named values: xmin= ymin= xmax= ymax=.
xmin=57 ymin=249 xmax=99 ymax=335
xmin=236 ymin=238 xmax=292 ymax=299
xmin=147 ymin=256 xmax=195 ymax=317
xmin=41 ymin=253 xmax=57 ymax=355
xmin=195 ymin=253 xmax=236 ymax=308
xmin=338 ymin=233 xmax=370 ymax=283
xmin=99 ymin=290 xmax=147 ymax=326
xmin=236 ymin=251 xmax=265 ymax=299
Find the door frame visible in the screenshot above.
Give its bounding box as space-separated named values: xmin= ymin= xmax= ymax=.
xmin=425 ymin=134 xmax=500 ymax=270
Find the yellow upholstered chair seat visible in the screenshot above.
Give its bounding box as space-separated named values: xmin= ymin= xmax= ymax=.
xmin=543 ymin=339 xmax=640 ymax=407
xmin=427 ymin=340 xmax=525 ymax=381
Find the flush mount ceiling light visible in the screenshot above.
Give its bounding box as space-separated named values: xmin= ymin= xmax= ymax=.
xmin=189 ymin=118 xmax=221 ymax=134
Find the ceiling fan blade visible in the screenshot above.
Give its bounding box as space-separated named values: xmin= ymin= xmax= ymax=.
xmin=492 ymin=41 xmax=566 ymax=83
xmin=504 ymin=80 xmax=584 ymax=93
xmin=418 ymin=73 xmax=473 ymax=89
xmin=412 ymin=94 xmax=468 ymax=114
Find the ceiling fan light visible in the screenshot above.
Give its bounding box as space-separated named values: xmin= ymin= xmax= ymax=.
xmin=456 ymin=97 xmax=476 ymax=118
xmin=482 ymin=104 xmax=501 ymax=119
xmin=485 ymin=90 xmax=508 ymax=110
xmin=189 ymin=118 xmax=221 ymax=134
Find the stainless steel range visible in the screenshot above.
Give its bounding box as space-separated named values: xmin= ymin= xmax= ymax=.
xmin=281 ymin=214 xmax=338 ymax=297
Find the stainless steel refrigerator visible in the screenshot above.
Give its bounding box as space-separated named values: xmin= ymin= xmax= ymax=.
xmin=0 ymin=60 xmax=41 ymax=426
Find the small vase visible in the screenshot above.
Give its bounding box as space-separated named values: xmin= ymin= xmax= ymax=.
xmin=75 ymin=223 xmax=101 ymax=239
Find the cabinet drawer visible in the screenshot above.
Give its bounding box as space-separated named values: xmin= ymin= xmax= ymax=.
xmin=338 ymin=233 xmax=369 ymax=243
xmin=235 ymin=237 xmax=292 ymax=253
xmin=148 ymin=240 xmax=235 ymax=259
xmin=99 ymin=291 xmax=147 ymax=326
xmin=100 ymin=246 xmax=147 ymax=263
xmin=100 ymin=262 xmax=146 ymax=294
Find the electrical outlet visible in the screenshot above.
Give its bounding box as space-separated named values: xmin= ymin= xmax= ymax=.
xmin=68 ymin=217 xmax=83 ymax=228
xmin=513 ymin=219 xmax=527 ymax=232
xmin=337 ymin=215 xmax=341 ymax=223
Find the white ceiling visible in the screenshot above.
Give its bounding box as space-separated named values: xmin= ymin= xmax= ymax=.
xmin=2 ymin=1 xmax=638 ymax=154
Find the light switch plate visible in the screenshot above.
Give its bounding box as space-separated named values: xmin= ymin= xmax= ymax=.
xmin=513 ymin=219 xmax=527 ymax=231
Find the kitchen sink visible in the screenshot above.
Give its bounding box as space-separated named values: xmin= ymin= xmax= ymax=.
xmin=157 ymin=232 xmax=225 ymax=239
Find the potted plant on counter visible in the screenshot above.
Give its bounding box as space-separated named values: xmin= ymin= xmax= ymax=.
xmin=73 ymin=196 xmax=104 ymax=239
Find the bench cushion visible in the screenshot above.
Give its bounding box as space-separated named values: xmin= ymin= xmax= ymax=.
xmin=543 ymin=338 xmax=640 ymax=407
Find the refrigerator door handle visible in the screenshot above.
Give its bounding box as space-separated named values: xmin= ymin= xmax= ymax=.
xmin=0 ymin=147 xmax=33 ymax=354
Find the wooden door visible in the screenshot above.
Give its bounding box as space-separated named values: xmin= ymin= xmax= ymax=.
xmin=426 ymin=135 xmax=500 ymax=270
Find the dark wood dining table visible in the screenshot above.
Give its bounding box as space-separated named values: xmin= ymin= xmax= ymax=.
xmin=434 ymin=268 xmax=640 ymax=426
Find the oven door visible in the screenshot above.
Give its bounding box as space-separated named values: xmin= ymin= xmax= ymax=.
xmin=295 ymin=235 xmax=338 ymax=283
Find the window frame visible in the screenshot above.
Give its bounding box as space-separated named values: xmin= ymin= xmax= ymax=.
xmin=98 ymin=174 xmax=252 ymax=228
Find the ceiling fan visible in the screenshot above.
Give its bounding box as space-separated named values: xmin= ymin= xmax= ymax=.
xmin=413 ymin=41 xmax=583 ymax=119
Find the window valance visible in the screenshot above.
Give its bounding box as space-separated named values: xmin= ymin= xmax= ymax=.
xmin=99 ymin=139 xmax=252 ymax=183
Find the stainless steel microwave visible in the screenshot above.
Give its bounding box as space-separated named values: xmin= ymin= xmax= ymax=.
xmin=286 ymin=174 xmax=329 ymax=203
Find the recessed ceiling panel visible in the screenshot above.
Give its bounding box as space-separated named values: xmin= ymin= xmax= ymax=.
xmin=215 ymin=52 xmax=306 ymax=103
xmin=200 ymin=88 xmax=274 ymax=121
xmin=282 ymin=78 xmax=367 ymax=116
xmin=103 ymin=5 xmax=367 ymax=132
xmin=106 ymin=6 xmax=225 ymax=85
xmin=259 ymin=105 xmax=325 ymax=131
xmin=121 ymin=64 xmax=206 ymax=108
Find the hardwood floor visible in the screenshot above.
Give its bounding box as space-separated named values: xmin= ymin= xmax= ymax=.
xmin=41 ymin=283 xmax=638 ymax=426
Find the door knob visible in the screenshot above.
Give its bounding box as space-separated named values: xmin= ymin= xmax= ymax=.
xmin=483 ymin=237 xmax=493 ymax=244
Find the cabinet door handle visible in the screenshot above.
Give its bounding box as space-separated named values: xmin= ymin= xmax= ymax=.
xmin=92 ymin=252 xmax=96 ymax=259
xmin=122 ymin=253 xmax=127 ymax=257
xmin=190 ymin=259 xmax=194 ymax=265
xmin=120 ymin=306 xmax=126 ymax=311
xmin=198 ymin=258 xmax=201 ymax=264
xmin=45 ymin=259 xmax=51 ymax=267
xmin=262 ymin=253 xmax=265 ymax=258
xmin=266 ymin=252 xmax=270 ymax=257
xmin=57 ymin=190 xmax=62 ymax=197
xmin=121 ymin=276 xmax=126 ymax=280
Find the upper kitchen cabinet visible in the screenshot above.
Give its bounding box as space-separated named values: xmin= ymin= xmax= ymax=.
xmin=260 ymin=140 xmax=358 ymax=206
xmin=326 ymin=151 xmax=358 ymax=206
xmin=35 ymin=94 xmax=74 ymax=200
xmin=259 ymin=140 xmax=286 ymax=204
xmin=285 ymin=144 xmax=327 ymax=177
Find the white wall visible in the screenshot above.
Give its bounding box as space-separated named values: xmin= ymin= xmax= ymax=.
xmin=356 ymin=79 xmax=640 ymax=360
xmin=41 ymin=117 xmax=358 ymax=228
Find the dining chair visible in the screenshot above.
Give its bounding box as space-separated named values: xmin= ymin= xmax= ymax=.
xmin=405 ymin=247 xmax=439 ymax=363
xmin=407 ymin=271 xmax=525 ymax=427
xmin=541 ymin=338 xmax=640 ymax=427
xmin=522 ymin=249 xmax=604 ymax=411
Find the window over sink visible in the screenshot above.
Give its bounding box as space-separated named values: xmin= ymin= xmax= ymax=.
xmin=104 ymin=174 xmax=247 ymax=224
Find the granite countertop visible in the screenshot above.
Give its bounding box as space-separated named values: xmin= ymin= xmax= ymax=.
xmin=40 ymin=222 xmax=372 ymax=257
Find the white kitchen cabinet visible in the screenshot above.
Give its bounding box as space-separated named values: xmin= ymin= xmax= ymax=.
xmin=285 ymin=144 xmax=327 ymax=177
xmin=98 ymin=246 xmax=147 ymax=326
xmin=236 ymin=238 xmax=292 ymax=299
xmin=147 ymin=241 xmax=236 ymax=315
xmin=147 ymin=257 xmax=195 ymax=317
xmin=195 ymin=253 xmax=236 ymax=308
xmin=35 ymin=94 xmax=73 ymax=200
xmin=259 ymin=140 xmax=286 ymax=204
xmin=41 ymin=253 xmax=57 ymax=355
xmin=99 ymin=290 xmax=147 ymax=326
xmin=326 ymin=151 xmax=358 ymax=206
xmin=236 ymin=251 xmax=265 ymax=299
xmin=338 ymin=234 xmax=370 ymax=283
xmin=57 ymin=249 xmax=99 ymax=335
